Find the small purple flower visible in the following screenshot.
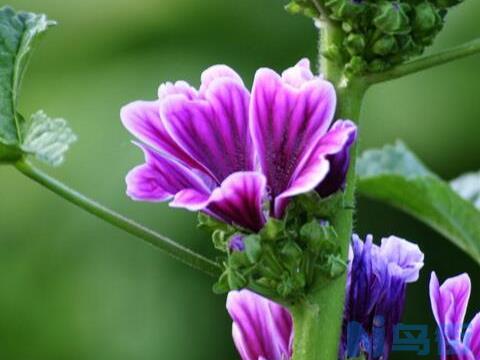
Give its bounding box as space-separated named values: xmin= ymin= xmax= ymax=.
xmin=341 ymin=235 xmax=424 ymax=360
xmin=121 ymin=59 xmax=357 ymax=232
xmin=226 ymin=235 xmax=423 ymax=360
xmin=227 ymin=290 xmax=293 ymax=360
xmin=430 ymin=272 xmax=480 ymax=360
xmin=229 ymin=234 xmax=246 ymax=252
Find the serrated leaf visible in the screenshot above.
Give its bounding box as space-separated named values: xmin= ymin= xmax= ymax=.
xmin=20 ymin=111 xmax=77 ymax=166
xmin=450 ymin=171 xmax=480 ymax=210
xmin=0 ymin=6 xmax=55 ymax=145
xmin=357 ymin=142 xmax=480 ymax=265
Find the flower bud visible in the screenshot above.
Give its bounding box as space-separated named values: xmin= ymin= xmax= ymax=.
xmin=374 ymin=1 xmax=411 ymax=35
xmin=345 ymin=33 xmax=366 ymax=55
xmin=413 ymin=1 xmax=441 ymax=32
xmin=372 ymin=34 xmax=398 ymax=55
xmin=326 ymin=0 xmax=366 ymax=19
xmin=368 ymin=59 xmax=388 ymax=73
xmin=345 ymin=56 xmax=367 ymax=75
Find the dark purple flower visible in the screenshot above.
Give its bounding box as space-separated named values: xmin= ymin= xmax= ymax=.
xmin=226 ymin=235 xmax=423 ymax=360
xmin=121 ymin=59 xmax=357 ymax=232
xmin=227 ymin=289 xmax=293 ymax=360
xmin=430 ymin=272 xmax=480 ymax=360
xmin=341 ymin=235 xmax=424 ymax=360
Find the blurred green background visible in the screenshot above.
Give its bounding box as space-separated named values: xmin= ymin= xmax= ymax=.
xmin=0 ymin=1 xmax=479 ymax=359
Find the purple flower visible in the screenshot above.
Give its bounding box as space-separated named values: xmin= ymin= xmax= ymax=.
xmin=229 ymin=234 xmax=246 ymax=252
xmin=121 ymin=59 xmax=357 ymax=232
xmin=341 ymin=235 xmax=424 ymax=360
xmin=226 ymin=235 xmax=423 ymax=360
xmin=227 ymin=290 xmax=293 ymax=360
xmin=430 ymin=272 xmax=480 ymax=360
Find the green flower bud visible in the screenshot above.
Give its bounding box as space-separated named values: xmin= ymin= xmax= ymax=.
xmin=372 ymin=34 xmax=398 ymax=55
xmin=342 ymin=21 xmax=353 ymax=33
xmin=345 ymin=56 xmax=367 ymax=75
xmin=325 ymin=0 xmax=366 ymax=20
xmin=397 ymin=35 xmax=423 ymax=55
xmin=368 ymin=59 xmax=388 ymax=73
xmin=414 ymin=2 xmax=441 ymax=32
xmin=345 ymin=33 xmax=366 ymax=55
xmin=374 ymin=1 xmax=412 ymax=35
xmin=284 ymin=0 xmax=317 ymax=17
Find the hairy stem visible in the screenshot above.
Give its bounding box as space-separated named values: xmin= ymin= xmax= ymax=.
xmin=291 ymin=22 xmax=367 ymax=360
xmin=15 ymin=160 xmax=221 ymax=278
xmin=365 ymin=38 xmax=480 ymax=85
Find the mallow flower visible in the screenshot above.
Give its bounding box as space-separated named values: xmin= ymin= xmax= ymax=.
xmin=341 ymin=235 xmax=424 ymax=360
xmin=225 ymin=235 xmax=424 ymax=360
xmin=430 ymin=272 xmax=480 ymax=360
xmin=121 ymin=59 xmax=357 ymax=232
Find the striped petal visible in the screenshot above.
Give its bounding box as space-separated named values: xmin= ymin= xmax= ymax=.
xmin=126 ymin=144 xmax=211 ymax=202
xmin=161 ymin=66 xmax=254 ymax=184
xmin=227 ymin=290 xmax=293 ymax=360
xmin=171 ymin=172 xmax=267 ymax=232
xmin=250 ymin=62 xmax=336 ymax=216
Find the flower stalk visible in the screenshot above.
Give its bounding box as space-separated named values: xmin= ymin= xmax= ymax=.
xmin=365 ymin=37 xmax=480 ymax=85
xmin=14 ymin=159 xmax=221 ymax=278
xmin=290 ymin=20 xmax=368 ymax=360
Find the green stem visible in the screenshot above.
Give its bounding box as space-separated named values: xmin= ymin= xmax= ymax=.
xmin=290 ymin=299 xmax=321 ymax=359
xmin=291 ymin=22 xmax=368 ymax=360
xmin=319 ymin=20 xmax=344 ymax=86
xmin=365 ymin=37 xmax=480 ymax=85
xmin=14 ymin=160 xmax=221 ymax=278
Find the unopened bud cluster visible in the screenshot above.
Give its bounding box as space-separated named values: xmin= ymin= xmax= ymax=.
xmin=200 ymin=193 xmax=346 ymax=302
xmin=287 ymin=0 xmax=464 ymax=75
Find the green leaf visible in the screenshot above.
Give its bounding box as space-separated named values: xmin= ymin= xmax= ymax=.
xmin=0 ymin=7 xmax=55 ymax=145
xmin=450 ymin=171 xmax=480 ymax=210
xmin=20 ymin=111 xmax=77 ymax=167
xmin=357 ymin=142 xmax=480 ymax=265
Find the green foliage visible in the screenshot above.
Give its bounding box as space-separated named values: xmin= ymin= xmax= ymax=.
xmin=0 ymin=7 xmax=75 ymax=166
xmin=450 ymin=171 xmax=480 ymax=210
xmin=203 ymin=192 xmax=347 ymax=301
xmin=21 ymin=111 xmax=77 ymax=167
xmin=357 ymin=142 xmax=480 ymax=265
xmin=0 ymin=6 xmax=54 ymax=145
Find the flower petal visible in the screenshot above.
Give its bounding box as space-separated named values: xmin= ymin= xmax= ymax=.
xmin=379 ymin=236 xmax=424 ymax=283
xmin=250 ymin=65 xmax=336 ymax=213
xmin=121 ymin=100 xmax=199 ymax=169
xmin=199 ymin=64 xmax=244 ymax=95
xmin=227 ymin=290 xmax=293 ymax=360
xmin=171 ymin=172 xmax=267 ymax=232
xmin=125 ymin=164 xmax=171 ymax=202
xmin=274 ymin=120 xmax=357 ymax=218
xmin=281 ymin=58 xmax=315 ymax=88
xmin=158 ymin=80 xmax=198 ymax=100
xmin=465 ymin=313 xmax=480 ymax=359
xmin=316 ymin=120 xmax=357 ymax=197
xmin=161 ymin=70 xmax=253 ymax=184
xmin=430 ymin=272 xmax=472 ymax=348
xmin=126 ymin=144 xmax=211 ymax=202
